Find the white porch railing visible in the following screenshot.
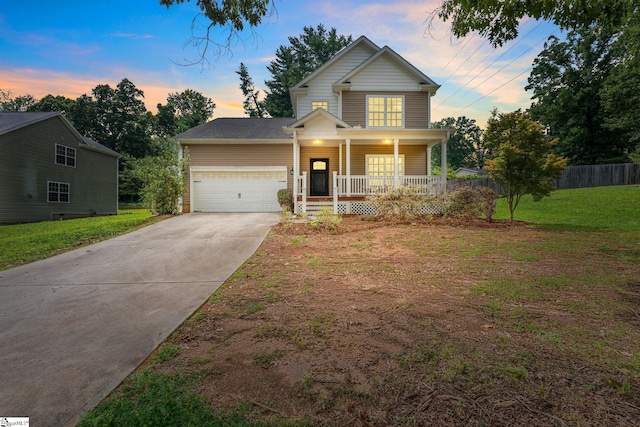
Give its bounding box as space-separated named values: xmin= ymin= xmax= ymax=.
xmin=335 ymin=175 xmax=445 ymax=196
xmin=295 ymin=173 xmax=446 ymax=215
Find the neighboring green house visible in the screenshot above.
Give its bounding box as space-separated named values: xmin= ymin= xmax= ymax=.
xmin=0 ymin=112 xmax=120 ymax=223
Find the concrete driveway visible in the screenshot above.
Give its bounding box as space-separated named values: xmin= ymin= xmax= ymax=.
xmin=0 ymin=212 xmax=279 ymax=425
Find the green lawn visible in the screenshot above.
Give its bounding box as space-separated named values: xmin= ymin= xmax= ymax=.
xmin=0 ymin=209 xmax=158 ymax=271
xmin=494 ymin=185 xmax=640 ymax=231
xmin=77 ymin=185 xmax=640 ymax=426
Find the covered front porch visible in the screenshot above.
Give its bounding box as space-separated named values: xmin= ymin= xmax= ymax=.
xmin=283 ymin=109 xmax=453 ymax=215
xmin=295 ymin=173 xmax=446 ymax=215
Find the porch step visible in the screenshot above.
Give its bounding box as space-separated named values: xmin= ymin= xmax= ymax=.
xmin=303 ymin=201 xmax=334 ymax=218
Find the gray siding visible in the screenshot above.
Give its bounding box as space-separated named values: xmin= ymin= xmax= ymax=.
xmin=342 ymin=91 xmax=430 ymax=128
xmin=0 ymin=117 xmax=118 ymax=223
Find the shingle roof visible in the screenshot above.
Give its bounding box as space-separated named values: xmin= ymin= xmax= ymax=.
xmin=83 ymin=137 xmax=121 ymax=157
xmin=0 ymin=112 xmax=59 ymax=135
xmin=174 ymin=117 xmax=295 ymax=140
xmin=0 ymin=112 xmax=120 ymax=157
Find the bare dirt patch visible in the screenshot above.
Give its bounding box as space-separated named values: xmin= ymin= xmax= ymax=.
xmin=155 ymin=216 xmax=640 ymax=426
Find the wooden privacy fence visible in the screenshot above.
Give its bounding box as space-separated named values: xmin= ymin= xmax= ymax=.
xmin=446 ymin=163 xmax=640 ymax=195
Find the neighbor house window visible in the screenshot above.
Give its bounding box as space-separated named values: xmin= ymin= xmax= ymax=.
xmin=312 ymin=101 xmax=328 ymax=111
xmin=367 ymin=96 xmax=404 ymax=128
xmin=48 ymin=181 xmax=70 ymax=203
xmin=55 ymin=144 xmax=76 ymax=167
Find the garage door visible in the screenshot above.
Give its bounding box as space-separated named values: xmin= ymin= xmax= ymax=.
xmin=191 ymin=167 xmax=288 ymax=212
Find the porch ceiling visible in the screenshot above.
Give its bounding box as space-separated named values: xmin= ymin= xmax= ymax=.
xmin=296 ymin=128 xmax=453 ymax=147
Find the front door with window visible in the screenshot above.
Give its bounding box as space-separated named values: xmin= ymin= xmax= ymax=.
xmin=310 ymin=159 xmax=329 ymax=196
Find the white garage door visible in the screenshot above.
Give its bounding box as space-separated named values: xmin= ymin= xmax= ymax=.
xmin=191 ymin=167 xmax=288 ymax=212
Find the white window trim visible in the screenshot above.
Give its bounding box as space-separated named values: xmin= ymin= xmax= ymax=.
xmin=366 ymin=95 xmax=405 ymax=129
xmin=47 ymin=181 xmax=70 ymax=203
xmin=55 ymin=143 xmax=76 ymax=168
xmin=312 ymin=100 xmax=329 ymax=111
xmin=365 ymin=154 xmax=405 ymax=176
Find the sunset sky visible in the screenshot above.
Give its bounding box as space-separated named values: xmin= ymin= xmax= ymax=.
xmin=1 ymin=0 xmax=560 ymax=126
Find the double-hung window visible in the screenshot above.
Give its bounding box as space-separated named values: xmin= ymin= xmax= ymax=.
xmin=48 ymin=181 xmax=70 ymax=203
xmin=367 ymin=96 xmax=404 ymax=128
xmin=55 ymin=144 xmax=76 ymax=167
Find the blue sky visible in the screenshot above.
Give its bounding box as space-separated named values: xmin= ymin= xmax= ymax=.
xmin=0 ymin=0 xmax=560 ymax=126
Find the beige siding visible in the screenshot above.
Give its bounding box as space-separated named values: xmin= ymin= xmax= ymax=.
xmin=348 ymin=145 xmax=427 ymax=175
xmin=0 ymin=117 xmax=118 ymax=223
xmin=299 ymin=146 xmax=340 ymax=196
xmin=183 ymin=143 xmax=293 ymax=212
xmin=342 ymin=91 xmax=429 ymax=128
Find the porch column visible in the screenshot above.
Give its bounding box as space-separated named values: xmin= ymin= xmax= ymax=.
xmin=393 ymin=138 xmax=399 ymax=188
xmin=346 ymin=138 xmax=351 ymax=196
xmin=333 ymin=171 xmax=338 ymax=214
xmin=292 ymin=132 xmax=299 ymax=214
xmin=441 ymin=134 xmax=448 ymax=193
xmin=427 ymin=145 xmax=432 ymax=176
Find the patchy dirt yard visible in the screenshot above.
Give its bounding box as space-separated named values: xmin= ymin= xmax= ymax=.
xmin=151 ymin=216 xmax=640 ymax=426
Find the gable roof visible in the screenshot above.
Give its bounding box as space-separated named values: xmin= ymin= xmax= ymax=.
xmin=290 ymin=35 xmax=380 ymax=91
xmin=0 ymin=112 xmax=120 ymax=157
xmin=284 ymin=108 xmax=351 ymax=132
xmin=0 ymin=112 xmax=59 ymax=135
xmin=175 ymin=117 xmax=295 ymax=141
xmin=334 ymin=46 xmax=440 ymax=94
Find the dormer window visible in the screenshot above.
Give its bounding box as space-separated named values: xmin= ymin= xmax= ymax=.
xmin=312 ymin=101 xmax=328 ymax=111
xmin=367 ymin=96 xmax=404 ymax=128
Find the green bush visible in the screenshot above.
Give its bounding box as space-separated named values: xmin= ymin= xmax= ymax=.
xmin=445 ymin=186 xmax=496 ymax=221
xmin=367 ymin=186 xmax=433 ymax=221
xmin=277 ymin=188 xmax=293 ymax=212
xmin=310 ymin=207 xmax=341 ymax=230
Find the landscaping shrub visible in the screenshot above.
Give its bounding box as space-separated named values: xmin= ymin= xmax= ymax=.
xmin=367 ymin=186 xmax=434 ymax=221
xmin=280 ymin=208 xmax=294 ymax=227
xmin=445 ymin=186 xmax=496 ymax=221
xmin=277 ymin=189 xmax=293 ymax=212
xmin=310 ymin=207 xmax=342 ymax=230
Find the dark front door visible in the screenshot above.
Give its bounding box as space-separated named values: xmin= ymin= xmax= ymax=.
xmin=310 ymin=158 xmax=329 ymax=196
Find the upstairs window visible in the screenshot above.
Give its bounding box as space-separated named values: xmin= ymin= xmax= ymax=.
xmin=312 ymin=101 xmax=328 ymax=111
xmin=55 ymin=144 xmax=76 ymax=167
xmin=367 ymin=96 xmax=404 ymax=128
xmin=48 ymin=181 xmax=70 ymax=203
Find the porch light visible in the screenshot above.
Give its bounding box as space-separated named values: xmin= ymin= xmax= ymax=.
xmin=384 ymin=139 xmax=392 ymax=144
xmin=313 ymin=140 xmax=322 ymax=144
xmin=290 ymin=167 xmax=294 ymax=175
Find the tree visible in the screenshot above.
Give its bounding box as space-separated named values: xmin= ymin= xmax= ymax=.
xmin=156 ymin=89 xmax=216 ymax=137
xmin=483 ymin=110 xmax=567 ymax=221
xmin=263 ymin=25 xmax=353 ymax=117
xmin=160 ymin=0 xmax=276 ymax=66
xmin=601 ymin=60 xmax=640 ymax=149
xmin=89 ymin=78 xmax=154 ymax=158
xmin=526 ymin=27 xmax=628 ymax=164
xmin=431 ymin=0 xmax=636 ymax=52
xmin=27 ymin=94 xmax=76 ymax=114
xmin=431 ymin=116 xmax=485 ymax=170
xmin=125 ymin=138 xmax=189 ymax=214
xmin=0 ymin=89 xmax=36 ymax=111
xmin=237 ymin=62 xmax=267 ymax=117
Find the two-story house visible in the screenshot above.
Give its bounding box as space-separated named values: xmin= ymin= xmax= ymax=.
xmin=175 ymin=36 xmax=452 ymax=214
xmin=0 ymin=112 xmax=120 ymax=223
